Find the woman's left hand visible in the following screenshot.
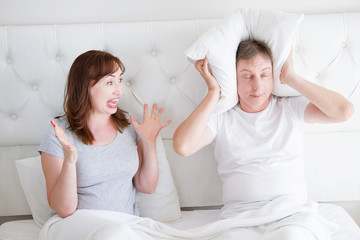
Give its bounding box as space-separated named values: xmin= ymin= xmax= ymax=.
xmin=130 ymin=103 xmax=171 ymax=144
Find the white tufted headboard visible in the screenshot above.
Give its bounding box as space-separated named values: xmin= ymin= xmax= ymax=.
xmin=1 ymin=13 xmax=360 ymax=224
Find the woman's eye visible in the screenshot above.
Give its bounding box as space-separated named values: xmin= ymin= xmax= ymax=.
xmin=107 ymin=81 xmax=113 ymax=86
xmin=118 ymin=78 xmax=122 ymax=83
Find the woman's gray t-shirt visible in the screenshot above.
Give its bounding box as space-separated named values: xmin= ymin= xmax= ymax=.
xmin=39 ymin=116 xmax=140 ymax=216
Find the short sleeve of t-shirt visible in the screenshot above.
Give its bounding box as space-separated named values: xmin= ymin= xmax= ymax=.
xmin=38 ymin=118 xmax=66 ymax=158
xmin=281 ymin=96 xmax=310 ymax=122
xmin=207 ymin=113 xmax=222 ymax=138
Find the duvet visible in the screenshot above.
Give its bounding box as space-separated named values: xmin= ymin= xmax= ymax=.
xmin=39 ymin=196 xmax=337 ymax=240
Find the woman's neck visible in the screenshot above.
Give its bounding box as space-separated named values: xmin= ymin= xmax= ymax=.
xmin=87 ymin=113 xmax=117 ymax=146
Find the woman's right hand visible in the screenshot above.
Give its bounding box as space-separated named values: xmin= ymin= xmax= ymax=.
xmin=195 ymin=58 xmax=221 ymax=95
xmin=51 ymin=120 xmax=78 ymax=164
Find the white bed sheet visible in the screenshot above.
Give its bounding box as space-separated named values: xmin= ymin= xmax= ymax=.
xmin=1 ymin=204 xmax=359 ymax=240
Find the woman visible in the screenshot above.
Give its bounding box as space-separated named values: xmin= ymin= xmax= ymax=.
xmin=40 ymin=50 xmax=171 ymax=218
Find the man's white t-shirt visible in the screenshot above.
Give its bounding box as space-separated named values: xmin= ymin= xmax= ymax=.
xmin=207 ymin=95 xmax=310 ymax=206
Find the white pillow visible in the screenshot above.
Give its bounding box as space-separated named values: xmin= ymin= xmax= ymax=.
xmin=185 ymin=8 xmax=304 ymax=115
xmin=15 ymin=137 xmax=181 ymax=227
xmin=15 ymin=156 xmax=51 ymax=227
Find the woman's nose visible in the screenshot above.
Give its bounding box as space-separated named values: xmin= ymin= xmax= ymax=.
xmin=114 ymin=82 xmax=122 ymax=95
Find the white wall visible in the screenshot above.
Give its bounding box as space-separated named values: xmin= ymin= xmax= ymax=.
xmin=1 ymin=0 xmax=360 ymax=25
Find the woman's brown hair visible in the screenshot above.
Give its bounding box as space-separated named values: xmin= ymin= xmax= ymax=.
xmin=236 ymin=39 xmax=273 ymax=67
xmin=58 ymin=50 xmax=130 ymax=145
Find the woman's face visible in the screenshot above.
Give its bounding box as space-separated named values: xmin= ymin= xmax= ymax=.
xmin=236 ymin=54 xmax=273 ymax=113
xmin=89 ymin=66 xmax=123 ymax=116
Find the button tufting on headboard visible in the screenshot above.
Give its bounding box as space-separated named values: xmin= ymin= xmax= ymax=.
xmin=0 ymin=16 xmax=357 ymax=145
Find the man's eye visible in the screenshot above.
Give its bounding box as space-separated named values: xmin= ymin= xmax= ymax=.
xmin=261 ymin=73 xmax=271 ymax=78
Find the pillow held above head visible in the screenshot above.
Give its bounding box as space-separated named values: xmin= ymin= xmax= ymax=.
xmin=185 ymin=8 xmax=304 ymax=115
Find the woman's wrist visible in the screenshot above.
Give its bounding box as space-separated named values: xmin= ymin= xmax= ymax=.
xmin=63 ymin=158 xmax=77 ymax=166
xmin=140 ymin=138 xmax=156 ymax=147
xmin=140 ymin=140 xmax=157 ymax=153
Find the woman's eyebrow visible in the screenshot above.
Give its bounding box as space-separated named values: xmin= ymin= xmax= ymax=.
xmin=108 ymin=72 xmax=123 ymax=77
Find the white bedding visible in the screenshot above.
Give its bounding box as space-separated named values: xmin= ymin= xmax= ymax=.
xmin=1 ymin=202 xmax=359 ymax=240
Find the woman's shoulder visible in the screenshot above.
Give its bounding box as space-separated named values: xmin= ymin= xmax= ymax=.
xmin=52 ymin=116 xmax=80 ymax=141
xmin=53 ymin=116 xmax=70 ymax=129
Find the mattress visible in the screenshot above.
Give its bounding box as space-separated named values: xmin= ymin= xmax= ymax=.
xmin=1 ymin=203 xmax=359 ymax=240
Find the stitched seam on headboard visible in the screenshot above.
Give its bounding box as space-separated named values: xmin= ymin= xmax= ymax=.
xmin=2 ymin=26 xmax=8 ymax=57
xmin=100 ymin=23 xmax=105 ymax=51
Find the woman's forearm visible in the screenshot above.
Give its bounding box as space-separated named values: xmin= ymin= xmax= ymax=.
xmin=135 ymin=141 xmax=159 ymax=194
xmin=48 ymin=161 xmax=78 ymax=218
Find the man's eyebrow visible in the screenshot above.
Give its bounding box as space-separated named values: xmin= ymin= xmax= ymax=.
xmin=262 ymin=67 xmax=272 ymax=71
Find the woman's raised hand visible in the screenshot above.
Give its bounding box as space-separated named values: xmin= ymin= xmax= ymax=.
xmin=130 ymin=104 xmax=171 ymax=144
xmin=50 ymin=120 xmax=78 ymax=164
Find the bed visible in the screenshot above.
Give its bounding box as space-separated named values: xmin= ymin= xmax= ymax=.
xmin=1 ymin=10 xmax=360 ymax=239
